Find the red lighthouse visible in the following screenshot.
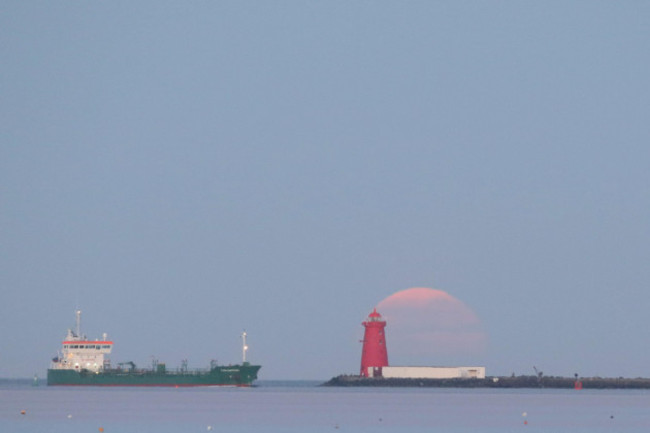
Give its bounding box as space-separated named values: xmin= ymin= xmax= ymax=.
xmin=360 ymin=308 xmax=389 ymax=377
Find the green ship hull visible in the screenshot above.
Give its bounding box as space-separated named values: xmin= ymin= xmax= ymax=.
xmin=47 ymin=363 xmax=261 ymax=387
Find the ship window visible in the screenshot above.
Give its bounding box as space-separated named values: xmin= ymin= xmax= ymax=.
xmin=71 ymin=345 xmax=79 ymax=349
xmin=102 ymin=345 xmax=110 ymax=349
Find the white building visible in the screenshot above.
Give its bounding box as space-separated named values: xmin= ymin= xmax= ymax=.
xmin=366 ymin=366 xmax=486 ymax=379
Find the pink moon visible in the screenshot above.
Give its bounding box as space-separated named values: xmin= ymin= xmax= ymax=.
xmin=376 ymin=287 xmax=487 ymax=364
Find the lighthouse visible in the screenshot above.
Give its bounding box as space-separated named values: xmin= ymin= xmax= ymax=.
xmin=360 ymin=308 xmax=389 ymax=377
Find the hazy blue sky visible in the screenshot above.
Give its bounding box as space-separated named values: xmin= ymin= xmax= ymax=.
xmin=2 ymin=2 xmax=649 ymax=380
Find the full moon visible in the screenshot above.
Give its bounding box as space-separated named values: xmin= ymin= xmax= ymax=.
xmin=375 ymin=287 xmax=487 ymax=364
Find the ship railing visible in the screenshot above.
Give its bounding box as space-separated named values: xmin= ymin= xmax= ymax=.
xmin=170 ymin=367 xmax=212 ymax=374
xmin=104 ymin=367 xmax=214 ymax=375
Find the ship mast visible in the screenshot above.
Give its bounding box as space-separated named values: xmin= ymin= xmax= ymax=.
xmin=75 ymin=310 xmax=82 ymax=338
xmin=242 ymin=331 xmax=248 ymax=363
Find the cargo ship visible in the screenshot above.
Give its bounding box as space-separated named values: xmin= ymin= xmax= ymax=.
xmin=47 ymin=311 xmax=261 ymax=386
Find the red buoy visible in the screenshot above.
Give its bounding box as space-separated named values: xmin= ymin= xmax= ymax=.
xmin=360 ymin=308 xmax=389 ymax=377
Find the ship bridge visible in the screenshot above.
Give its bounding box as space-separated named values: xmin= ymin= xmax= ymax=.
xmin=51 ymin=310 xmax=114 ymax=373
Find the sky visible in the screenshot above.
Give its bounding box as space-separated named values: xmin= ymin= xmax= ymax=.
xmin=2 ymin=1 xmax=650 ymax=380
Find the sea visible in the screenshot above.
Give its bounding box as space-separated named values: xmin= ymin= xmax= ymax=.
xmin=2 ymin=379 xmax=649 ymax=432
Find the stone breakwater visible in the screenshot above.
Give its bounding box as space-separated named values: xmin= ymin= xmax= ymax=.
xmin=323 ymin=375 xmax=650 ymax=389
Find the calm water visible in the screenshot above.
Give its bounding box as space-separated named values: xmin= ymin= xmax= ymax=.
xmin=2 ymin=379 xmax=649 ymax=432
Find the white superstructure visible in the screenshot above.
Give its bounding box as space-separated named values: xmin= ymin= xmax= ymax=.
xmin=49 ymin=310 xmax=113 ymax=373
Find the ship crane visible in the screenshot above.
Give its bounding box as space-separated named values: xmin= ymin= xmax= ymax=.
xmin=533 ymin=366 xmax=543 ymax=386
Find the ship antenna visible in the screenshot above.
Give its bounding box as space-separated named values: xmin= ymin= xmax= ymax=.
xmin=242 ymin=330 xmax=248 ymax=363
xmin=76 ymin=310 xmax=82 ymax=338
